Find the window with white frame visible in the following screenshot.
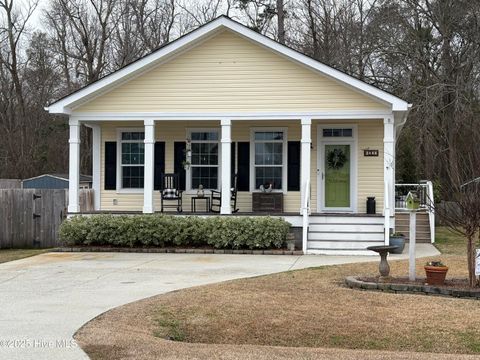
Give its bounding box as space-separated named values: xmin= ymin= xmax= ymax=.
xmin=253 ymin=130 xmax=286 ymax=190
xmin=120 ymin=131 xmax=145 ymax=189
xmin=188 ymin=130 xmax=219 ymax=190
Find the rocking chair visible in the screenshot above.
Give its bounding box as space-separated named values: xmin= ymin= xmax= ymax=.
xmin=210 ymin=174 xmax=239 ymax=213
xmin=159 ymin=173 xmax=183 ymax=212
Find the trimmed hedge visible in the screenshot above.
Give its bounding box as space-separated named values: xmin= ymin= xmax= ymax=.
xmin=59 ymin=215 xmax=290 ymax=249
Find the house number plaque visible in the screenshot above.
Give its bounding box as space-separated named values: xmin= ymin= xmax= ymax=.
xmin=364 ymin=149 xmax=379 ymax=157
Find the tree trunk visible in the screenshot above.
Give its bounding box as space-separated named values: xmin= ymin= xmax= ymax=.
xmin=467 ymin=231 xmax=479 ymax=288
xmin=277 ymin=0 xmax=285 ymax=44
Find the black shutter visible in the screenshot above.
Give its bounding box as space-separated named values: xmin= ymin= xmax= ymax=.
xmin=237 ymin=142 xmax=250 ymax=191
xmin=231 ymin=142 xmax=236 ymax=183
xmin=154 ymin=142 xmax=165 ymax=190
xmin=104 ymin=142 xmax=117 ymax=190
xmin=173 ymin=142 xmax=186 ymax=190
xmin=287 ymin=141 xmax=301 ymax=191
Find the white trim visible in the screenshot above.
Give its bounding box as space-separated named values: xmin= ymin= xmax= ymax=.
xmin=68 ymin=120 xmax=81 ymax=213
xmin=220 ymin=119 xmax=232 ymax=214
xmin=317 ymin=124 xmax=358 ymax=213
xmin=21 ymin=173 xmax=91 ymax=183
xmin=250 ymin=127 xmax=288 ymax=193
xmin=91 ymin=124 xmax=101 ymax=210
xmin=185 ymin=128 xmax=221 ymax=192
xmin=69 ymin=110 xmax=395 ymax=122
xmin=143 ymin=120 xmax=155 ymax=213
xmin=300 ymin=118 xmax=312 ymax=213
xmin=46 ymin=17 xmax=409 ymax=114
xmin=383 ymin=116 xmax=395 ymax=218
xmin=116 ymin=127 xmax=146 ymax=193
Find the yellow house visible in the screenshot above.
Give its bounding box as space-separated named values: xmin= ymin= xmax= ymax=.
xmin=46 ymin=16 xmax=411 ymax=255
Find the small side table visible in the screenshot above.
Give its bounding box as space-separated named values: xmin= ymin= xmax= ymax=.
xmin=191 ymin=196 xmax=210 ymax=213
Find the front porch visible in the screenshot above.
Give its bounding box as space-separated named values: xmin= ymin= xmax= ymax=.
xmin=67 ymin=114 xmax=397 ymax=254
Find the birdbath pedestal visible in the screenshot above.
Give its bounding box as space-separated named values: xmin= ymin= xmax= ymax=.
xmin=367 ymin=245 xmax=399 ymax=278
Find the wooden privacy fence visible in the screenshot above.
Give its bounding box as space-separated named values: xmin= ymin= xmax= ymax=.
xmin=0 ymin=189 xmax=94 ymax=248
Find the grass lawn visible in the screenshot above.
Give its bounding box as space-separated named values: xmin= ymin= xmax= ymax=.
xmin=0 ymin=249 xmax=50 ymax=264
xmin=75 ymin=228 xmax=480 ymax=360
xmin=435 ymin=226 xmax=467 ymax=255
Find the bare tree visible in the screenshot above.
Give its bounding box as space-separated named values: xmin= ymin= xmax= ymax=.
xmin=276 ymin=0 xmax=285 ymax=43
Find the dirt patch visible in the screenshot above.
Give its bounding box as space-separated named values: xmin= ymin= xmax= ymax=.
xmin=75 ymin=254 xmax=480 ymax=359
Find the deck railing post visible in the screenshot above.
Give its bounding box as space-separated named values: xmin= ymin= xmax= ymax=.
xmin=143 ymin=119 xmax=155 ymax=213
xmin=68 ymin=118 xmax=81 ymax=213
xmin=220 ymin=119 xmax=232 ymax=214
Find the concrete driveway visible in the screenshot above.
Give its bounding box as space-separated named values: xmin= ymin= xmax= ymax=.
xmin=0 ymin=244 xmax=439 ymax=360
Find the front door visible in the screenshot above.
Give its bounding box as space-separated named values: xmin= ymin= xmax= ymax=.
xmin=324 ymin=144 xmax=351 ymax=208
xmin=318 ymin=126 xmax=356 ymax=212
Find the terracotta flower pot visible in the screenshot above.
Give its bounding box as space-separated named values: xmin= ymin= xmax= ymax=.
xmin=424 ymin=265 xmax=448 ymax=285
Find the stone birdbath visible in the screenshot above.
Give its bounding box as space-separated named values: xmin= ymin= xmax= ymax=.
xmin=367 ymin=245 xmax=398 ymax=278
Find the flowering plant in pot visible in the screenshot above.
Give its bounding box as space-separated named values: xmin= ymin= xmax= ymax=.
xmin=424 ymin=260 xmax=448 ymax=285
xmin=389 ymin=232 xmax=405 ymax=254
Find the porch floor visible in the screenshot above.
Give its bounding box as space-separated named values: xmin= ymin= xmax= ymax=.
xmin=72 ymin=211 xmax=384 ymax=217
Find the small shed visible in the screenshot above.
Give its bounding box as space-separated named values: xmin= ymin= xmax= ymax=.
xmin=22 ymin=173 xmax=92 ymax=189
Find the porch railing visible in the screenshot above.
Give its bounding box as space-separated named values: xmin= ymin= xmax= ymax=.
xmin=302 ymin=178 xmax=311 ymax=254
xmin=384 ymin=180 xmax=390 ymax=245
xmin=394 ymin=181 xmax=435 ymax=243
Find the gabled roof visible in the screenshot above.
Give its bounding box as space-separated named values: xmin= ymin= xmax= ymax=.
xmin=46 ymin=16 xmax=410 ymax=114
xmin=23 ymin=173 xmax=93 ymax=183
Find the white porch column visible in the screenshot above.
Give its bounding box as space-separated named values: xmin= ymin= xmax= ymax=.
xmin=143 ymin=119 xmax=155 ymax=213
xmin=300 ymin=117 xmax=312 ymax=213
xmin=383 ymin=116 xmax=395 ymax=242
xmin=68 ymin=118 xmax=81 ymax=213
xmin=91 ymin=124 xmax=101 ymax=211
xmin=220 ymin=119 xmax=232 ymax=214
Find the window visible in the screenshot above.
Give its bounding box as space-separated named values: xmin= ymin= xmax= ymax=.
xmin=322 ymin=128 xmax=353 ymax=137
xmin=188 ymin=130 xmax=219 ymax=190
xmin=120 ymin=131 xmax=144 ymax=189
xmin=253 ymin=130 xmax=286 ymax=190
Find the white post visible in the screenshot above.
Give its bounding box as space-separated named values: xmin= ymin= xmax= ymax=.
xmin=409 ymin=210 xmax=417 ymax=281
xmin=143 ymin=119 xmax=155 ymax=213
xmin=68 ymin=118 xmax=81 ymax=213
xmin=220 ymin=119 xmax=232 ymax=214
xmin=384 ymin=116 xmax=395 ymax=237
xmin=300 ymin=117 xmax=312 ymax=214
xmin=91 ymin=124 xmax=101 ymax=211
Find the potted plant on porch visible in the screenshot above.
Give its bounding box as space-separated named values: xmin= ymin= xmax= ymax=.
xmin=389 ymin=232 xmax=405 ymax=254
xmin=285 ymin=232 xmax=296 ymax=251
xmin=424 ymin=260 xmax=449 ymax=285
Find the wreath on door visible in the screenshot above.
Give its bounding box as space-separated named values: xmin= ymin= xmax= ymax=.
xmin=327 ymin=148 xmax=348 ymax=170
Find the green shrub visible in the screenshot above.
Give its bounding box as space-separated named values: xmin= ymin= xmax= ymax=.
xmin=59 ymin=214 xmax=290 ymax=249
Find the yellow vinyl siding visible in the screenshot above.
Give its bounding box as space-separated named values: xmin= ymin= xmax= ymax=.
xmin=75 ymin=30 xmax=388 ymax=113
xmin=357 ymin=120 xmax=384 ymax=212
xmin=99 ymin=119 xmax=384 ymax=214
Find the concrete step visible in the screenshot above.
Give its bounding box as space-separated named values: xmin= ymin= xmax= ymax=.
xmin=309 ymin=223 xmax=384 ymax=233
xmin=309 ymin=216 xmax=384 ymax=225
xmin=307 ymin=240 xmax=383 ymax=250
xmin=307 ymin=248 xmax=379 ymax=256
xmin=308 ymin=231 xmax=384 ymax=241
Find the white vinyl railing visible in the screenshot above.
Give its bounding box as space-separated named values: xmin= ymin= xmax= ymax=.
xmin=395 ymin=181 xmax=435 ymax=243
xmin=384 ymin=180 xmax=390 ymax=245
xmin=302 ymin=179 xmax=311 ymax=254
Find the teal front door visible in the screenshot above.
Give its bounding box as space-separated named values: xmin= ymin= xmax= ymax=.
xmin=323 ymin=144 xmax=351 ymax=209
